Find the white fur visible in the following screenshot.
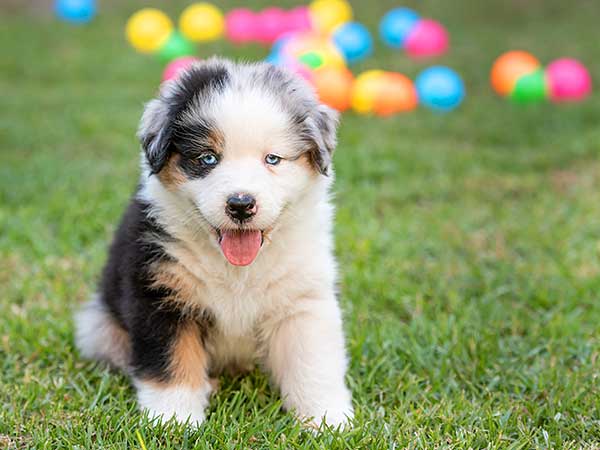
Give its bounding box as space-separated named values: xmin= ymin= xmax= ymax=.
xmin=135 ymin=380 xmax=213 ymax=427
xmin=75 ymin=295 xmax=130 ymax=370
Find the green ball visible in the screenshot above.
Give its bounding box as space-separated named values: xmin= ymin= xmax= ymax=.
xmin=158 ymin=31 xmax=196 ymax=64
xmin=298 ymin=51 xmax=324 ymax=69
xmin=511 ymin=69 xmax=548 ymax=104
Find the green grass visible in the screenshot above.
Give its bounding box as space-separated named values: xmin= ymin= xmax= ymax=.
xmin=2 ymin=0 xmax=600 ymax=448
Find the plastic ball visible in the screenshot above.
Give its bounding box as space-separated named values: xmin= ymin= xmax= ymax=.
xmin=126 ymin=8 xmax=174 ymax=54
xmin=312 ymin=68 xmax=354 ymax=111
xmin=490 ymin=51 xmax=540 ymax=97
xmin=278 ymin=59 xmax=314 ymax=83
xmin=281 ymin=33 xmax=346 ymax=71
xmin=298 ymin=51 xmax=325 ymax=69
xmin=256 ymin=8 xmax=287 ymax=44
xmin=351 ymin=70 xmax=386 ymax=114
xmin=546 ymin=58 xmax=592 ymax=102
xmin=309 ymin=0 xmax=353 ymax=34
xmin=55 ymin=0 xmax=96 ymax=23
xmin=332 ymin=22 xmax=373 ymax=64
xmin=225 ymin=8 xmax=257 ymax=44
xmin=416 ymin=66 xmax=465 ymax=111
xmin=286 ymin=6 xmax=313 ymax=34
xmin=374 ymin=73 xmax=418 ymax=116
xmin=404 ymin=19 xmax=449 ymax=58
xmin=179 ymin=3 xmax=224 ymax=42
xmin=379 ymin=8 xmax=420 ymax=48
xmin=162 ymin=56 xmax=200 ymax=82
xmin=158 ymin=31 xmax=196 ymax=64
xmin=511 ymin=69 xmax=547 ymax=104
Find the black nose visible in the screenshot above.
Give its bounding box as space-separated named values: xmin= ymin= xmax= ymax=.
xmin=226 ymin=193 xmax=257 ymax=222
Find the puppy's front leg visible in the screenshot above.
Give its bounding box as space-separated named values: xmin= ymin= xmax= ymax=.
xmin=131 ymin=318 xmax=212 ymax=426
xmin=265 ymin=301 xmax=353 ymax=428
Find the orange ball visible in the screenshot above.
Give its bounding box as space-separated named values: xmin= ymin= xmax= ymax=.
xmin=312 ymin=67 xmax=354 ymax=111
xmin=491 ymin=50 xmax=541 ymax=97
xmin=373 ymin=72 xmax=418 ymax=116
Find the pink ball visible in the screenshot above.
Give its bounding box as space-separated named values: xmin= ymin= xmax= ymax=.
xmin=404 ymin=19 xmax=449 ymax=58
xmin=279 ymin=56 xmax=313 ymax=83
xmin=285 ymin=6 xmax=312 ymax=33
xmin=225 ymin=8 xmax=257 ymax=44
xmin=255 ymin=7 xmax=287 ymax=44
xmin=162 ymin=57 xmax=199 ymax=82
xmin=546 ymin=58 xmax=592 ymax=102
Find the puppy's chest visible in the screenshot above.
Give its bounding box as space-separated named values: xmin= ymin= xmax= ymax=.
xmin=197 ymin=277 xmax=278 ymax=372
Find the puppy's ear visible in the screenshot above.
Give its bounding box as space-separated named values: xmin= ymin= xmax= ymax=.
xmin=306 ymin=105 xmax=340 ymax=175
xmin=137 ymin=98 xmax=173 ymax=174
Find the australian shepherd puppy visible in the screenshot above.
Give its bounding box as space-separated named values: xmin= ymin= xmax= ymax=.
xmin=75 ymin=58 xmax=353 ymax=428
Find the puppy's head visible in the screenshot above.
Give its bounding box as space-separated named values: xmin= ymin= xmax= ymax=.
xmin=138 ymin=58 xmax=339 ymax=266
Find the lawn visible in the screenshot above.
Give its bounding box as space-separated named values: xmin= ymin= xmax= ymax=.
xmin=1 ymin=0 xmax=600 ymax=448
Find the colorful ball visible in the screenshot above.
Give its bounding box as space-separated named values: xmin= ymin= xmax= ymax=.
xmin=279 ymin=59 xmax=314 ymax=82
xmin=281 ymin=33 xmax=346 ymax=71
xmin=511 ymin=69 xmax=548 ymax=104
xmin=416 ymin=66 xmax=465 ymax=111
xmin=286 ymin=6 xmax=313 ymax=34
xmin=351 ymin=70 xmax=386 ymax=114
xmin=256 ymin=7 xmax=287 ymax=44
xmin=379 ymin=8 xmax=420 ymax=48
xmin=55 ymin=0 xmax=96 ymax=23
xmin=546 ymin=58 xmax=592 ymax=102
xmin=225 ymin=8 xmax=257 ymax=44
xmin=332 ymin=22 xmax=373 ymax=64
xmin=158 ymin=31 xmax=196 ymax=64
xmin=309 ymin=0 xmax=353 ymax=34
xmin=374 ymin=73 xmax=418 ymax=116
xmin=179 ymin=3 xmax=224 ymax=42
xmin=162 ymin=56 xmax=200 ymax=82
xmin=312 ymin=68 xmax=354 ymax=111
xmin=404 ymin=19 xmax=449 ymax=58
xmin=126 ymin=8 xmax=174 ymax=54
xmin=490 ymin=51 xmax=540 ymax=97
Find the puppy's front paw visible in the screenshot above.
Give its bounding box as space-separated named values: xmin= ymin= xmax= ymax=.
xmin=293 ymin=390 xmax=354 ymax=431
xmin=304 ymin=403 xmax=354 ymax=430
xmin=135 ymin=380 xmax=212 ymax=427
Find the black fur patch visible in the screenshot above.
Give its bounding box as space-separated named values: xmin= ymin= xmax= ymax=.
xmin=172 ymin=121 xmax=222 ymax=179
xmin=98 ymin=198 xmax=211 ymax=381
xmin=144 ymin=64 xmax=230 ymax=175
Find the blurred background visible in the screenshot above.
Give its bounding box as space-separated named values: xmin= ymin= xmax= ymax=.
xmin=1 ymin=0 xmax=600 ymax=447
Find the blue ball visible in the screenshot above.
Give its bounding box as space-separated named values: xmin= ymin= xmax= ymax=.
xmin=265 ymin=51 xmax=283 ymax=66
xmin=55 ymin=0 xmax=96 ymax=23
xmin=379 ymin=8 xmax=420 ymax=48
xmin=332 ymin=22 xmax=373 ymax=64
xmin=415 ymin=67 xmax=465 ymax=112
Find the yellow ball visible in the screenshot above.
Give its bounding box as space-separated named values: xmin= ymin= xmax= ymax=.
xmin=179 ymin=3 xmax=224 ymax=42
xmin=309 ymin=0 xmax=353 ymax=34
xmin=351 ymin=70 xmax=386 ymax=114
xmin=126 ymin=8 xmax=173 ymax=54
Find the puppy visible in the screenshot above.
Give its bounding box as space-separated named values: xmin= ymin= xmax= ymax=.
xmin=75 ymin=58 xmax=353 ymax=428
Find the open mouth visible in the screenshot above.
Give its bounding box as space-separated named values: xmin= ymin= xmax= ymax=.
xmin=216 ymin=229 xmax=265 ymax=266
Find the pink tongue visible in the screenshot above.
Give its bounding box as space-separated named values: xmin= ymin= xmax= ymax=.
xmin=219 ymin=230 xmax=262 ymax=266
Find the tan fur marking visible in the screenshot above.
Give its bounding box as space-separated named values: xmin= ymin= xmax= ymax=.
xmin=169 ymin=323 xmax=209 ymax=389
xmin=158 ymin=154 xmax=187 ymax=188
xmin=149 ymin=260 xmax=205 ymax=309
xmin=140 ymin=323 xmax=209 ymax=390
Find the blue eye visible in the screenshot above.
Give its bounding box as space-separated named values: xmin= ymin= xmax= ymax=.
xmin=200 ymin=152 xmax=218 ymax=166
xmin=265 ymin=154 xmax=281 ymax=166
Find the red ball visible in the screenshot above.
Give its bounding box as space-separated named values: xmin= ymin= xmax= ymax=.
xmin=162 ymin=56 xmax=199 ymax=82
xmin=255 ymin=8 xmax=287 ymax=44
xmin=546 ymin=58 xmax=592 ymax=102
xmin=225 ymin=8 xmax=257 ymax=44
xmin=404 ymin=19 xmax=449 ymax=58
